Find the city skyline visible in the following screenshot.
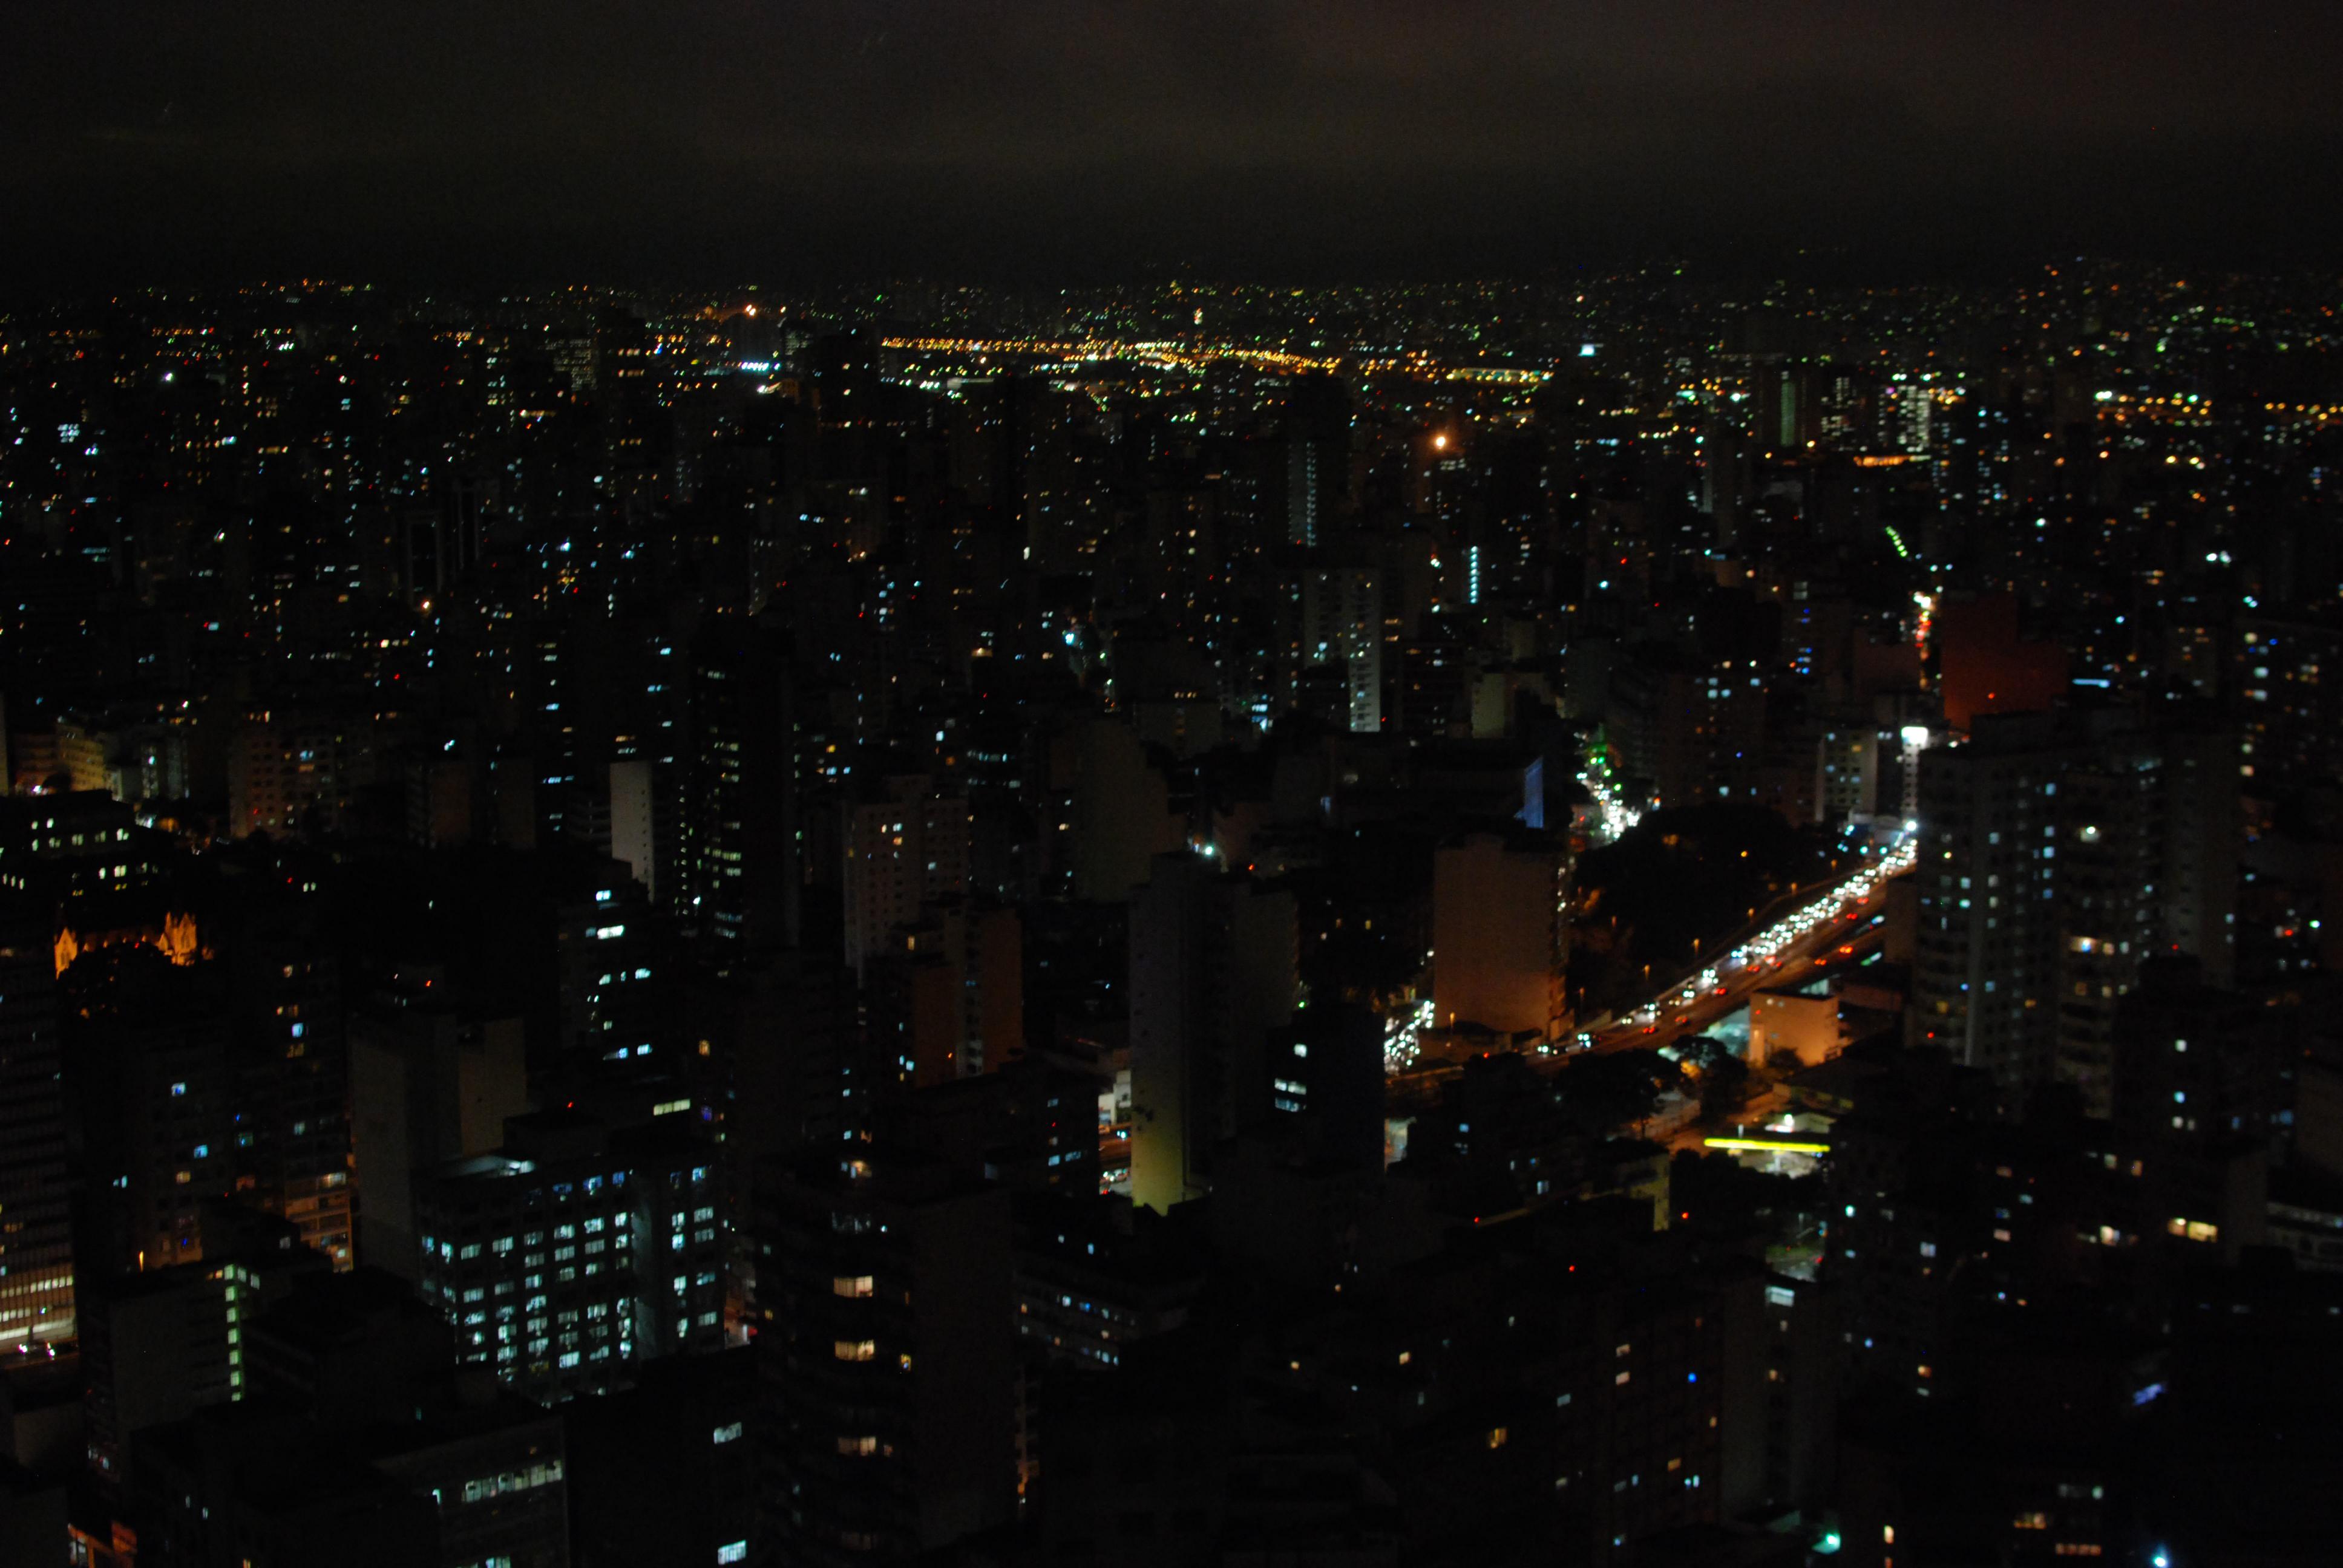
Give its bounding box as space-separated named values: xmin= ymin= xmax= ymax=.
xmin=2 ymin=8 xmax=2340 ymax=1566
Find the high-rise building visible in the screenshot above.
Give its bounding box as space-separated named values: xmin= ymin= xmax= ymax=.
xmin=224 ymin=904 xmax=355 ymax=1269
xmin=2234 ymin=618 xmax=2343 ymax=800
xmin=1933 ymin=593 xmax=2069 ymax=733
xmin=1605 ymin=648 xmax=1768 ymax=808
xmin=715 ymin=950 xmax=872 ymax=1169
xmin=862 ymin=897 xmax=1023 ymax=1088
xmin=1278 ymin=373 xmax=1351 ymax=548
xmin=128 ymin=1266 xmax=572 ymax=1568
xmin=552 ymin=861 xmax=661 ymax=1066
xmin=1910 ymin=711 xmax=2238 ymax=1112
xmin=1265 ymin=1001 xmax=1390 ymax=1174
xmin=2054 ymin=722 xmax=2236 ymax=1113
xmin=1432 ymin=830 xmax=1570 ymax=1044
xmin=61 ymin=944 xmax=235 ymax=1276
xmin=0 ymin=896 xmax=73 ymax=1351
xmin=349 ymin=974 xmax=529 ymax=1278
xmin=841 ymin=775 xmax=969 ymax=982
xmin=2109 ymin=956 xmax=2279 ymax=1262
xmin=1296 ymin=567 xmax=1384 ymax=733
xmin=683 ymin=619 xmax=798 ymax=955
xmin=754 ymin=1152 xmax=1015 ymax=1564
xmin=565 ymin=1348 xmax=757 ymax=1568
xmin=1127 ymin=853 xmax=1298 ymax=1214
xmin=865 ymin=946 xmax=963 ymax=1089
xmin=1909 ymin=720 xmax=2069 ymax=1093
xmin=608 ymin=757 xmax=660 ymax=901
xmin=1060 ymin=719 xmax=1175 ymax=903
xmin=0 ymin=791 xmax=165 ymax=903
xmin=410 ymin=1112 xmax=727 ymax=1403
xmin=1011 ymin=1201 xmax=1204 ymax=1373
xmin=226 ymin=710 xmax=356 ymax=839
xmin=79 ymin=1203 xmax=324 ymax=1485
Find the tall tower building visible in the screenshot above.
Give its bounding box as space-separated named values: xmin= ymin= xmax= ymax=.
xmin=0 ymin=896 xmax=73 ymax=1349
xmin=607 ymin=757 xmax=660 ymax=902
xmin=61 ymin=945 xmax=235 ymax=1278
xmin=841 ymin=776 xmax=970 ymax=983
xmin=1909 ymin=720 xmax=2071 ymax=1093
xmin=1279 ymin=373 xmax=1351 ymax=549
xmin=349 ymin=972 xmax=529 ymax=1280
xmin=1297 ymin=567 xmax=1384 ymax=734
xmin=754 ymin=1152 xmax=1015 ymax=1564
xmin=1910 ymin=711 xmax=2238 ymax=1114
xmin=684 ymin=619 xmax=798 ymax=955
xmin=1432 ymin=831 xmax=1571 ymax=1043
xmin=225 ymin=904 xmax=355 ymax=1269
xmin=1127 ymin=854 xmax=1299 ymax=1214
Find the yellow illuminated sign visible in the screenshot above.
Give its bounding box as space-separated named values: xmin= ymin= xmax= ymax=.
xmin=1703 ymin=1137 xmax=1831 ymax=1155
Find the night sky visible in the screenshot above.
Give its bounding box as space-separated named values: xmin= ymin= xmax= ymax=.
xmin=4 ymin=0 xmax=2339 ymax=287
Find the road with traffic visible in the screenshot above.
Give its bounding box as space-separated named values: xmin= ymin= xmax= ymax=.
xmin=1582 ymin=853 xmax=1906 ymax=1057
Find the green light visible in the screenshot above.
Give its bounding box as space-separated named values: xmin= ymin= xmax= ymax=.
xmin=1816 ymin=1531 xmax=1842 ymax=1555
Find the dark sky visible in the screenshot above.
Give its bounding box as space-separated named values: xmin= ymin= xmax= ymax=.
xmin=4 ymin=0 xmax=2339 ymax=288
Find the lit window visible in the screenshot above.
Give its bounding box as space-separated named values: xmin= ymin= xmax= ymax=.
xmin=833 ymin=1276 xmax=874 ymax=1298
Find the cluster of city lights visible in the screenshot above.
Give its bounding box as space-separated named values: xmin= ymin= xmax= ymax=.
xmin=1578 ymin=749 xmax=1644 ymax=844
xmin=1383 ymin=998 xmax=1438 ymax=1074
xmin=882 ymin=335 xmax=1553 ymax=390
xmin=1726 ymin=835 xmax=1918 ymax=973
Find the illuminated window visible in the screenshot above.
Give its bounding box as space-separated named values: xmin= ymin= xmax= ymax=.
xmin=712 ymin=1422 xmax=743 ymax=1445
xmin=837 ymin=1435 xmax=879 ymax=1456
xmin=834 ymin=1339 xmax=876 ymax=1362
xmin=1486 ymin=1427 xmax=1509 ymax=1450
xmin=833 ymin=1275 xmax=874 ymax=1298
xmin=718 ymin=1543 xmax=749 ymax=1564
